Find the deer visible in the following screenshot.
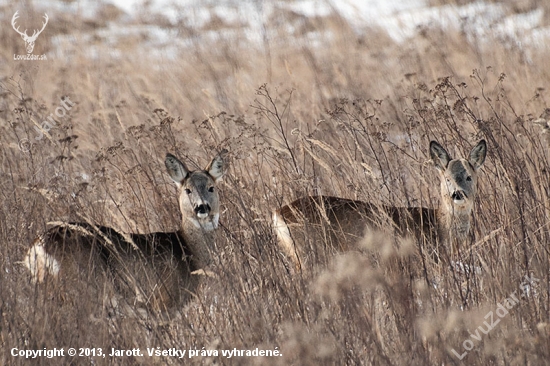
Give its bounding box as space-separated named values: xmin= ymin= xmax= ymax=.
xmin=11 ymin=11 xmax=48 ymax=54
xmin=273 ymin=140 xmax=487 ymax=271
xmin=23 ymin=149 xmax=227 ymax=313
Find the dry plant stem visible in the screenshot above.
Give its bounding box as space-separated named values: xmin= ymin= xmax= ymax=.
xmin=1 ymin=6 xmax=550 ymax=364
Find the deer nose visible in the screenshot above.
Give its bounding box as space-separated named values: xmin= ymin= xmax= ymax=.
xmin=451 ymin=191 xmax=465 ymax=201
xmin=195 ymin=204 xmax=211 ymax=217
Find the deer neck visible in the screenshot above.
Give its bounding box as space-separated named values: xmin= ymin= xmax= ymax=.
xmin=180 ymin=214 xmax=219 ymax=269
xmin=437 ymin=201 xmax=472 ymax=252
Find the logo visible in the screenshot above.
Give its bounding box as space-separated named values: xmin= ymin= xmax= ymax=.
xmin=12 ymin=11 xmax=48 ymax=60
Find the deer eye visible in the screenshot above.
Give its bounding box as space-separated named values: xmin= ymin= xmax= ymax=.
xmin=208 ymin=187 xmax=215 ymax=193
xmin=466 ymin=176 xmax=472 ymax=182
xmin=184 ymin=188 xmax=191 ymax=195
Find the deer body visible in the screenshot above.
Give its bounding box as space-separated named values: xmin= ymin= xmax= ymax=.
xmin=273 ymin=140 xmax=487 ymax=270
xmin=24 ymin=150 xmax=227 ymax=311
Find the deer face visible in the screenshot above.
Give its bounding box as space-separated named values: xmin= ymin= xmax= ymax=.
xmin=441 ymin=159 xmax=478 ymax=207
xmin=430 ymin=140 xmax=487 ymax=213
xmin=165 ymin=150 xmax=227 ymax=231
xmin=22 ymin=37 xmax=36 ymax=54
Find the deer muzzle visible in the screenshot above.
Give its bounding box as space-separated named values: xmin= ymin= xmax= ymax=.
xmin=195 ymin=204 xmax=211 ymax=218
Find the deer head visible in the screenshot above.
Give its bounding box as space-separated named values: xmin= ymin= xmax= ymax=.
xmin=12 ymin=11 xmax=48 ymax=54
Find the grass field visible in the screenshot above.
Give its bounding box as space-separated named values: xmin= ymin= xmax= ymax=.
xmin=1 ymin=0 xmax=550 ymax=364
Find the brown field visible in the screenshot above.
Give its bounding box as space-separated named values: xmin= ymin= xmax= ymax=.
xmin=1 ymin=0 xmax=550 ymax=365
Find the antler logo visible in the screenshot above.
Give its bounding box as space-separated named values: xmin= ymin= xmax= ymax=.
xmin=11 ymin=11 xmax=48 ymax=54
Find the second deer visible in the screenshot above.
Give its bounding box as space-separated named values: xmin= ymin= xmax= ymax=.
xmin=273 ymin=140 xmax=487 ymax=270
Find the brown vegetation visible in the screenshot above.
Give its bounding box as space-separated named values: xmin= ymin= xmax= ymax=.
xmin=0 ymin=1 xmax=549 ymax=365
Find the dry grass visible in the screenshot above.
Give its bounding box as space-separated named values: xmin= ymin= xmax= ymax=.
xmin=1 ymin=1 xmax=550 ymax=365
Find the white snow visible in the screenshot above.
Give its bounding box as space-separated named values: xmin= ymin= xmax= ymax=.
xmin=108 ymin=0 xmax=550 ymax=48
xmin=4 ymin=0 xmax=549 ymax=58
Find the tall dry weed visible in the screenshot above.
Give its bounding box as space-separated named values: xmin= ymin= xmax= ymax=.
xmin=1 ymin=3 xmax=550 ymax=365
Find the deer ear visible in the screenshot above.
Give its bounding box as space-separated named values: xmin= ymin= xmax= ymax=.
xmin=165 ymin=153 xmax=189 ymax=187
xmin=206 ymin=149 xmax=228 ymax=182
xmin=469 ymin=140 xmax=487 ymax=170
xmin=430 ymin=141 xmax=451 ymax=171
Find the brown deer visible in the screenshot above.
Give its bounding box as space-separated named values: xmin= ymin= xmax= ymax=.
xmin=23 ymin=150 xmax=227 ymax=312
xmin=273 ymin=140 xmax=487 ymax=270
